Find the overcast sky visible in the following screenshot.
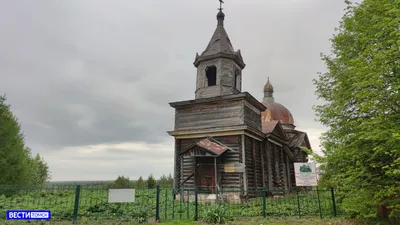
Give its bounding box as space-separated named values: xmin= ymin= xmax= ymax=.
xmin=0 ymin=0 xmax=349 ymax=181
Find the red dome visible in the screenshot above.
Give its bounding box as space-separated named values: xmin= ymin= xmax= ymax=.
xmin=261 ymin=78 xmax=295 ymax=130
xmin=261 ymin=101 xmax=294 ymax=125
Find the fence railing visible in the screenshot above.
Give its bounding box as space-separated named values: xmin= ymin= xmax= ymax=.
xmin=0 ymin=184 xmax=349 ymax=223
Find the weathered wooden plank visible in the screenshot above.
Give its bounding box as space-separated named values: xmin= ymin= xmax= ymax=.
xmin=214 ymin=135 xmax=242 ymax=189
xmin=175 ymin=101 xmax=245 ymax=130
xmin=254 ymin=141 xmax=263 ymax=188
xmin=244 ymin=105 xmax=262 ymax=131
xmin=266 ymin=142 xmax=273 ymax=189
xmin=245 ymin=136 xmax=255 ymax=189
xmin=279 ymin=146 xmax=288 ymax=190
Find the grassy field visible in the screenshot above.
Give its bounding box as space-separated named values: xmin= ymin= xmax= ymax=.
xmin=0 ymin=218 xmax=369 ymax=225
xmin=0 ymin=185 xmax=350 ymax=224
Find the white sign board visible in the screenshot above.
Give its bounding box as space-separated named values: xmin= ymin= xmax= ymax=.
xmin=108 ymin=189 xmax=135 ymax=203
xmin=294 ymin=163 xmax=318 ymax=186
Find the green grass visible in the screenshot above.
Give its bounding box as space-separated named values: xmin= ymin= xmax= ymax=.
xmin=0 ymin=218 xmax=368 ymax=225
xmin=0 ymin=186 xmax=350 ymax=224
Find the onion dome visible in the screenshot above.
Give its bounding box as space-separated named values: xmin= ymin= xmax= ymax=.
xmin=261 ymin=78 xmax=295 ymax=129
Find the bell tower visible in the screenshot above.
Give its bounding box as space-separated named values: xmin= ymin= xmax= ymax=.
xmin=193 ymin=4 xmax=245 ymax=99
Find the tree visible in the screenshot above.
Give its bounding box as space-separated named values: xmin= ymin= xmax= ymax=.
xmin=313 ymin=0 xmax=400 ymax=220
xmin=0 ymin=95 xmax=31 ymax=186
xmin=167 ymin=173 xmax=173 ymax=186
xmin=146 ymin=174 xmax=157 ymax=189
xmin=109 ymin=176 xmax=133 ymax=189
xmin=134 ymin=176 xmax=146 ymax=188
xmin=27 ymin=151 xmax=51 ymax=185
xmin=157 ymin=173 xmax=173 ymax=188
xmin=0 ymin=95 xmax=51 ymax=187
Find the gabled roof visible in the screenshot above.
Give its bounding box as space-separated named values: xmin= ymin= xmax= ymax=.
xmin=262 ymin=120 xmax=288 ymax=140
xmin=262 ymin=120 xmax=279 ymax=134
xmin=287 ymin=129 xmax=312 ymax=149
xmin=179 ymin=137 xmax=232 ymax=157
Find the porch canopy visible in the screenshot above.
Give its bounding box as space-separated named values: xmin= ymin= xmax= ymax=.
xmin=179 ymin=137 xmax=232 ymax=157
xmin=178 ymin=137 xmax=233 ymax=189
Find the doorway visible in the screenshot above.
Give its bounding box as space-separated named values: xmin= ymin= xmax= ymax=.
xmin=195 ymin=158 xmax=216 ymax=193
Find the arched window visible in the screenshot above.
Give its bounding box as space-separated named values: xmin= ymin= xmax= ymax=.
xmin=205 ymin=66 xmax=217 ymax=86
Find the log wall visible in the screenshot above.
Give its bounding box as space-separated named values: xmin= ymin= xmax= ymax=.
xmin=174 ymin=135 xmax=242 ymax=190
xmin=175 ymin=138 xmax=203 ymax=189
xmin=244 ymin=136 xmax=263 ymax=191
xmin=264 ymin=140 xmax=294 ymax=190
xmin=213 ymin=136 xmax=242 ymax=190
xmin=174 ymin=100 xmax=244 ymax=130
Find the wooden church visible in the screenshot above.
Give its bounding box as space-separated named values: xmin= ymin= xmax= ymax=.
xmin=167 ymin=6 xmax=311 ymax=196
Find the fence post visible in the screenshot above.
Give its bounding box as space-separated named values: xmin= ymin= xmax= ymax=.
xmin=331 ymin=187 xmax=337 ymax=217
xmin=155 ymin=186 xmax=160 ymax=222
xmin=296 ymin=188 xmax=301 ymax=218
xmin=194 ymin=187 xmax=198 ymax=221
xmin=262 ymin=188 xmax=267 ymax=218
xmin=72 ymin=185 xmax=81 ymax=224
xmin=316 ymin=186 xmax=323 ymax=219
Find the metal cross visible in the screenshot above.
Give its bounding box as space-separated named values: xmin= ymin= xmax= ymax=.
xmin=218 ymin=0 xmax=224 ymax=12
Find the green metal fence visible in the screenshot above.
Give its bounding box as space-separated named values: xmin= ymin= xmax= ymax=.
xmin=0 ymin=184 xmax=348 ymax=223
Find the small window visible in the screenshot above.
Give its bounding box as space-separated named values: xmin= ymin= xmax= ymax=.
xmin=235 ymin=70 xmax=241 ymax=90
xmin=206 ymin=66 xmax=217 ymax=86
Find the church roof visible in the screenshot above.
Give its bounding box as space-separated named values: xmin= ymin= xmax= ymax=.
xmin=286 ymin=129 xmax=311 ymax=149
xmin=196 ymin=138 xmax=228 ymax=155
xmin=179 ymin=137 xmax=231 ymax=157
xmin=193 ymin=8 xmax=245 ymax=68
xmin=262 ymin=120 xmax=279 ymax=134
xmin=264 ymin=77 xmax=274 ymax=92
xmin=261 ymin=78 xmax=295 ymax=126
xmin=200 ymin=19 xmax=235 ymax=57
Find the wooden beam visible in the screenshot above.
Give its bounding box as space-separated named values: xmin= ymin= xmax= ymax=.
xmin=260 ymin=141 xmax=266 ymax=188
xmin=268 ymin=138 xmax=283 ymax=147
xmin=241 ymin=134 xmax=248 ymax=194
xmin=280 ymin=146 xmax=287 ymax=190
xmin=214 ymin=157 xmax=218 ymax=193
xmin=286 ymin=154 xmax=292 ymax=190
xmin=181 ymin=173 xmax=195 ymax=186
xmin=168 ymin=126 xmax=265 ymax=141
xmin=267 ymin=142 xmax=273 ymax=189
xmin=252 ymin=139 xmax=258 ymax=189
xmin=173 ymin=139 xmax=178 ymax=189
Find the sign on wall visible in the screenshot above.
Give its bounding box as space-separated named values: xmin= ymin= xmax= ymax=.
xmin=108 ymin=189 xmax=135 ymax=203
xmin=224 ymin=163 xmax=245 ymax=173
xmin=294 ymin=163 xmax=318 ymax=186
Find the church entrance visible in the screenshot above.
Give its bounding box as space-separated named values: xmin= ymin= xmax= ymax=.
xmin=195 ymin=157 xmax=216 ymax=193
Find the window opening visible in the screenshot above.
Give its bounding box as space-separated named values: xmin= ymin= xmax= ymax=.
xmin=235 ymin=70 xmax=241 ymax=90
xmin=206 ymin=66 xmax=217 ymax=86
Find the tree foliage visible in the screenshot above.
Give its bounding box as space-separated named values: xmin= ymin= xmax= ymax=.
xmin=27 ymin=151 xmax=51 ymax=186
xmin=146 ymin=174 xmax=156 ymax=189
xmin=109 ymin=176 xmax=133 ymax=189
xmin=314 ymin=0 xmax=400 ymax=220
xmin=0 ymin=95 xmax=50 ymax=186
xmin=131 ymin=174 xmax=173 ymax=189
xmin=134 ymin=176 xmax=146 ymax=188
xmin=157 ymin=173 xmax=173 ymax=188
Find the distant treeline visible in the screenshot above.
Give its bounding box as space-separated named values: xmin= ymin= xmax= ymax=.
xmin=46 ymin=174 xmax=173 ymax=189
xmin=108 ymin=174 xmax=173 ymax=189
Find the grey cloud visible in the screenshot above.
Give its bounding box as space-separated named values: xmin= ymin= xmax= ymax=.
xmin=42 ymin=145 xmax=174 ymax=180
xmin=57 ymin=150 xmax=173 ymax=162
xmin=1 ymin=0 xmax=349 ymax=180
